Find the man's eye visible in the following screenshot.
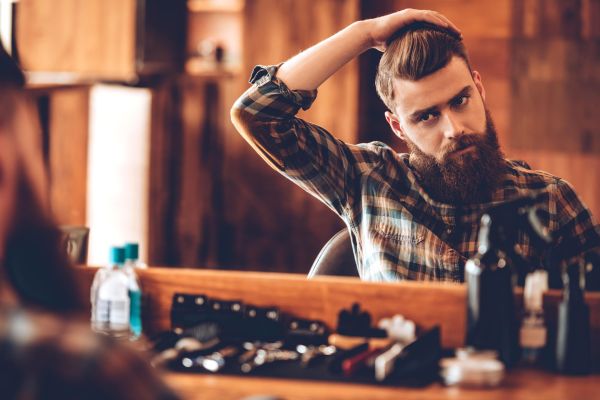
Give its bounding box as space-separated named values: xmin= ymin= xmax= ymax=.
xmin=419 ymin=112 xmax=437 ymax=122
xmin=453 ymin=95 xmax=469 ymax=107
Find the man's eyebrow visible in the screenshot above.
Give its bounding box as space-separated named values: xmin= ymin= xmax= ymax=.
xmin=409 ymin=85 xmax=473 ymax=121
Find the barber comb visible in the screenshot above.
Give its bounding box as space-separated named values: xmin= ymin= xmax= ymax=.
xmin=170 ymin=293 xmax=210 ymax=329
xmin=244 ymin=305 xmax=284 ymax=342
xmin=285 ymin=317 xmax=329 ymax=346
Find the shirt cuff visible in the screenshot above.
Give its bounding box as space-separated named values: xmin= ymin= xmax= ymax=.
xmin=249 ymin=64 xmax=318 ymax=111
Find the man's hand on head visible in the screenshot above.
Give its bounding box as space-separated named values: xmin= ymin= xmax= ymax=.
xmin=367 ymin=9 xmax=461 ymax=52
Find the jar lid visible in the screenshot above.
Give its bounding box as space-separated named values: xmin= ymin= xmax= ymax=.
xmin=440 ymin=348 xmax=505 ymax=387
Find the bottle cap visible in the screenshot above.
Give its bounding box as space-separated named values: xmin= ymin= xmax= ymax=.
xmin=124 ymin=243 xmax=139 ymax=261
xmin=110 ymin=246 xmax=125 ymax=265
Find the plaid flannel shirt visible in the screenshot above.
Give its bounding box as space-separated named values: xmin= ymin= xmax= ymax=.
xmin=231 ymin=64 xmax=600 ymax=282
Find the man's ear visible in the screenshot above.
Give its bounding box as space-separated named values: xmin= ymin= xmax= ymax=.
xmin=472 ymin=70 xmax=486 ymax=102
xmin=385 ymin=111 xmax=406 ymax=141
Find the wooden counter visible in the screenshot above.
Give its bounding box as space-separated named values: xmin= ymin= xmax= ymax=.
xmin=75 ymin=267 xmax=600 ymax=399
xmin=165 ymin=369 xmax=599 ymax=400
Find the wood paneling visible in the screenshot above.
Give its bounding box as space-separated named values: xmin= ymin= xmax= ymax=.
xmin=148 ymin=80 xmax=184 ymax=266
xmin=16 ymin=0 xmax=137 ymax=80
xmin=176 ymin=78 xmax=229 ymax=267
xmin=148 ymin=76 xmax=239 ymax=268
xmin=509 ymin=40 xmax=600 ymax=153
xmin=147 ymin=0 xmax=359 ymax=272
xmin=212 ymin=0 xmax=360 ymax=273
xmin=395 ymin=0 xmax=513 ymax=38
xmin=507 ymin=0 xmax=600 ymax=222
xmin=48 ymin=87 xmax=90 ymax=225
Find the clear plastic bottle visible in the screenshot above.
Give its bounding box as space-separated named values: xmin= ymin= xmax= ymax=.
xmin=124 ymin=242 xmax=143 ymax=340
xmin=90 ymin=257 xmax=111 ymax=332
xmin=94 ymin=246 xmax=130 ymax=338
xmin=520 ymin=270 xmax=548 ymax=364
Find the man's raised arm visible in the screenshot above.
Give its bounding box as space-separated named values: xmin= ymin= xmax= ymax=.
xmin=277 ymin=9 xmax=460 ymax=91
xmin=229 ymin=9 xmax=459 ymax=215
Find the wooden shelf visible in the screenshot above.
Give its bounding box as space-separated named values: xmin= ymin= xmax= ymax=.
xmin=187 ymin=0 xmax=244 ymax=13
xmin=185 ymin=58 xmax=240 ymax=78
xmin=24 ymin=71 xmax=95 ymax=92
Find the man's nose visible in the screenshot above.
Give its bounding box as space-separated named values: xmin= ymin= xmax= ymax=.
xmin=441 ymin=112 xmax=464 ymax=139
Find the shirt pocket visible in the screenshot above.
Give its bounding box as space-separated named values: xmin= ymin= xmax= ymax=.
xmin=366 ymin=218 xmax=456 ymax=281
xmin=365 ymin=221 xmax=425 ymax=275
xmin=372 ymin=220 xmax=425 ymax=246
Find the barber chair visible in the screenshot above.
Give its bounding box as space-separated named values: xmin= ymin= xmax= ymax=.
xmin=308 ymin=229 xmax=359 ymax=278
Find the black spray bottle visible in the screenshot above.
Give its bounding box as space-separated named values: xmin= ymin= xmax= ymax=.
xmin=555 ymin=260 xmax=591 ymax=375
xmin=465 ymin=214 xmax=520 ymax=368
xmin=465 ymin=196 xmax=553 ymax=368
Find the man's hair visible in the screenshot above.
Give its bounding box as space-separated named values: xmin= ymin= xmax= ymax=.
xmin=375 ymin=22 xmax=471 ymax=111
xmin=0 ymin=43 xmax=25 ymax=87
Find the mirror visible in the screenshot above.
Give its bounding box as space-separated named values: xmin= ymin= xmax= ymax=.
xmin=19 ymin=0 xmax=599 ymax=280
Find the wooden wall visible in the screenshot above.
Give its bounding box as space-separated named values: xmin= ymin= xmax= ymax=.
xmin=173 ymin=0 xmax=361 ymax=272
xmin=24 ymin=86 xmax=90 ymax=227
xmin=508 ymin=0 xmax=600 ymax=217
xmin=48 ymin=87 xmax=90 ymax=226
xmin=16 ymin=0 xmax=138 ymax=80
xmin=145 ymin=0 xmax=361 ymax=272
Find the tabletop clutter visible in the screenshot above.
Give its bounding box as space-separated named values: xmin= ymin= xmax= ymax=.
xmin=145 ymin=195 xmax=597 ymax=388
xmin=88 ymin=194 xmax=597 ymax=388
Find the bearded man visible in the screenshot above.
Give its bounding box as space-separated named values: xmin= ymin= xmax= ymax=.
xmin=231 ymin=9 xmax=600 ymax=282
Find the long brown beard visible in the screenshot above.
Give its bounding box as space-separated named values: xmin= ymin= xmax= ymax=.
xmin=407 ymin=109 xmax=505 ymax=204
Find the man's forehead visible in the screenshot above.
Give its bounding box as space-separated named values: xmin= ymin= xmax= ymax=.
xmin=392 ymin=57 xmax=474 ymax=115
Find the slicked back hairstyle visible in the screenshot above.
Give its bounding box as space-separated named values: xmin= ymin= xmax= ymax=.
xmin=375 ymin=22 xmax=471 ymax=111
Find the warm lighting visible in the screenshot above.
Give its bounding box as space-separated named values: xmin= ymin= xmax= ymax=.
xmin=86 ymin=85 xmax=151 ymax=266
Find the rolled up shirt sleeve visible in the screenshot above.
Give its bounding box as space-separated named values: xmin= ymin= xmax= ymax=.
xmin=553 ymin=178 xmax=600 ymax=259
xmin=231 ymin=64 xmax=385 ymax=216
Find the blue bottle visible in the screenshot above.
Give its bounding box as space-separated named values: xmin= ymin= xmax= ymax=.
xmin=124 ymin=243 xmax=143 ymax=340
